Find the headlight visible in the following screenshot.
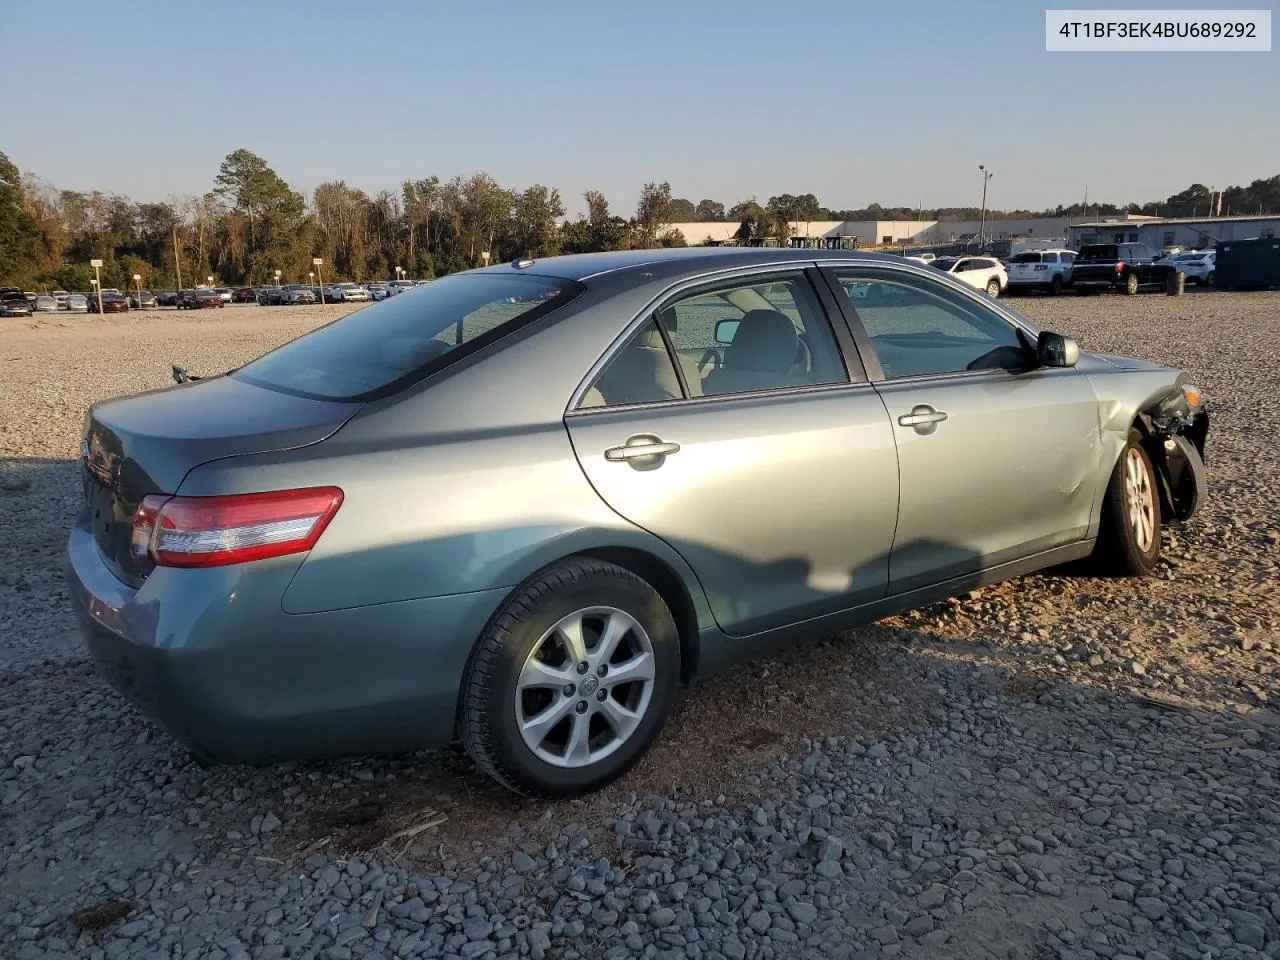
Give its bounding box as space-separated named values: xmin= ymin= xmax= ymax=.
xmin=1181 ymin=383 xmax=1203 ymax=410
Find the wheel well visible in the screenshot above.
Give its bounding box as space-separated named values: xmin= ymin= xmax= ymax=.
xmin=574 ymin=546 xmax=700 ymax=683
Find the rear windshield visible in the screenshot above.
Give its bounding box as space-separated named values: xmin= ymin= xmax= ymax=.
xmin=1078 ymin=244 xmax=1119 ymax=261
xmin=1010 ymin=252 xmax=1042 ymax=264
xmin=232 ymin=273 xmax=579 ymax=401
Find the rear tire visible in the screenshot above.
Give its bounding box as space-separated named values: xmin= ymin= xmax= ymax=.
xmin=460 ymin=558 xmax=680 ymax=797
xmin=985 ymin=278 xmax=1001 ymax=298
xmin=1089 ymin=428 xmax=1161 ymax=577
xmin=1124 ymin=272 xmax=1140 ymax=295
xmin=1049 ymin=275 xmax=1063 ymax=296
xmin=1204 ymin=270 xmax=1215 ymax=288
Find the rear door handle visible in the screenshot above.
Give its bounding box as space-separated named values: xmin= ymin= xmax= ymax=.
xmin=605 ymin=434 xmax=681 ymax=462
xmin=898 ymin=405 xmax=949 ymax=428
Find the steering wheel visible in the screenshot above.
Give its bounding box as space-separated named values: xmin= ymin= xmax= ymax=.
xmin=699 ymin=347 xmax=723 ymax=373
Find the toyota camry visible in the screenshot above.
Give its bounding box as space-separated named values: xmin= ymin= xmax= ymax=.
xmin=66 ymin=248 xmax=1208 ymax=796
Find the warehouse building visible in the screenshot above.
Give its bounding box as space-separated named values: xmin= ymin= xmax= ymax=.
xmin=666 ymin=216 xmax=1071 ymax=248
xmin=1067 ymin=214 xmax=1280 ymax=251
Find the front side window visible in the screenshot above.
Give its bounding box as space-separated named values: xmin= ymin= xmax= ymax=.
xmin=832 ymin=269 xmax=1031 ymax=380
xmin=233 ymin=273 xmax=578 ymax=401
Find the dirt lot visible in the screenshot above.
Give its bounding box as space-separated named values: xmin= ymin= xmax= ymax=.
xmin=1 ymin=293 xmax=1278 ymax=960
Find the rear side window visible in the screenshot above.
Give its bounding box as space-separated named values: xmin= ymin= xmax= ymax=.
xmin=1041 ymin=253 xmax=1059 ymax=263
xmin=1078 ymin=244 xmax=1118 ymax=261
xmin=233 ymin=273 xmax=579 ymax=401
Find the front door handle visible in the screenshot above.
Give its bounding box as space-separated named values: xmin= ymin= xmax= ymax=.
xmin=604 ymin=434 xmax=680 ymax=468
xmin=605 ymin=436 xmax=681 ymax=461
xmin=898 ymin=404 xmax=949 ymax=429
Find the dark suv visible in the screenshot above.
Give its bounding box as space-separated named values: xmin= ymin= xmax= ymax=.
xmin=1070 ymin=242 xmax=1175 ymax=295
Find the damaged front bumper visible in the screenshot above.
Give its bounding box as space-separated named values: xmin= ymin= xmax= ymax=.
xmin=1144 ymin=391 xmax=1209 ymax=522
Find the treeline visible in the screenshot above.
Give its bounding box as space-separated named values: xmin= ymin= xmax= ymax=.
xmin=2 ymin=148 xmax=1278 ymax=290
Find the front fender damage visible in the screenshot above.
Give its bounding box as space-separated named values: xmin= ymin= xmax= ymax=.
xmin=1139 ymin=397 xmax=1209 ymax=523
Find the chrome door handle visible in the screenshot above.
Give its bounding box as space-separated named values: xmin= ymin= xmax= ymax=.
xmin=605 ymin=438 xmax=681 ymax=461
xmin=898 ymin=405 xmax=949 ymax=427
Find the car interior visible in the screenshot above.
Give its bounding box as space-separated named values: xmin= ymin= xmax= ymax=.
xmin=581 ymin=278 xmax=842 ymax=408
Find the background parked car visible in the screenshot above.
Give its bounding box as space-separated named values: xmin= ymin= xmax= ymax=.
xmin=1004 ymin=249 xmax=1077 ymax=296
xmin=155 ymin=291 xmax=178 ymax=307
xmin=367 ymin=283 xmax=390 ymax=301
xmin=213 ymin=288 xmax=233 ymax=304
xmin=1166 ymin=249 xmax=1216 ymax=286
xmin=65 ymin=294 xmax=88 ymax=313
xmin=129 ymin=289 xmax=158 ymax=309
xmin=52 ymin=290 xmax=70 ymax=308
xmin=232 ymin=287 xmax=257 ymax=303
xmin=385 ymin=279 xmax=417 ymax=296
xmin=33 ymin=295 xmax=59 ymax=312
xmin=929 ymin=255 xmax=1007 ymax=297
xmin=280 ymin=284 xmax=316 ymax=305
xmin=327 ymin=282 xmax=370 ymax=302
xmin=87 ymin=291 xmax=129 ymax=313
xmin=1071 ymin=242 xmax=1175 ymax=295
xmin=0 ymin=291 xmax=33 ymax=317
xmin=178 ymin=289 xmax=224 ymax=309
xmin=88 ymin=291 xmax=130 ymax=313
xmin=258 ymin=287 xmax=285 ymax=306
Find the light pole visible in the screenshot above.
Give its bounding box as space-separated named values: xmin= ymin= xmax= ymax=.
xmin=274 ymin=269 xmax=282 ymax=288
xmin=396 ymin=265 xmax=403 ymax=284
xmin=314 ymin=258 xmax=326 ymax=305
xmin=133 ymin=273 xmax=143 ymax=310
xmin=90 ymin=260 xmax=104 ymax=320
xmin=978 ymin=164 xmax=993 ymax=248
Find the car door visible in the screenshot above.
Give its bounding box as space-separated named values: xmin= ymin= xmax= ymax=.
xmin=822 ymin=264 xmax=1103 ymax=594
xmin=565 ymin=267 xmax=900 ymax=637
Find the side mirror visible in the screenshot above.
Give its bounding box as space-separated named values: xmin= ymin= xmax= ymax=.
xmin=714 ymin=319 xmax=740 ymax=345
xmin=1037 ymin=331 xmax=1079 ymax=368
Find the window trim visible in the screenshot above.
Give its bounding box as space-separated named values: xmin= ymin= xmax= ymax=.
xmin=566 ymin=264 xmax=863 ymax=416
xmin=817 ymin=263 xmax=1043 ymax=385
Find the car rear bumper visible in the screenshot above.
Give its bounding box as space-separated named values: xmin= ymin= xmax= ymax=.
xmin=65 ymin=509 xmax=505 ymax=763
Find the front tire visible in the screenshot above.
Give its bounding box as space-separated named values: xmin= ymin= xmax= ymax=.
xmin=1089 ymin=429 xmax=1161 ymax=577
xmin=1049 ymin=275 xmax=1064 ymax=296
xmin=460 ymin=559 xmax=679 ymax=797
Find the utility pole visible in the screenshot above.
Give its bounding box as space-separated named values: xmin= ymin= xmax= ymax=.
xmin=172 ymin=227 xmax=183 ymax=293
xmin=978 ymin=165 xmax=993 ymax=246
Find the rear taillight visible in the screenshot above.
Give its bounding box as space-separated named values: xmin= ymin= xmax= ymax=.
xmin=1114 ymin=262 xmax=1125 ymax=273
xmin=131 ymin=487 xmax=343 ymax=569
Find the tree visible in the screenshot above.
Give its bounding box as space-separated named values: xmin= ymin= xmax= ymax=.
xmin=666 ymin=197 xmax=696 ymax=221
xmin=0 ymin=157 xmax=54 ymax=284
xmin=213 ymin=149 xmax=304 ymax=221
xmin=767 ymin=193 xmax=824 ymax=224
xmin=694 ymin=199 xmax=726 ymax=221
xmin=507 ymin=184 xmax=565 ymax=258
xmin=213 ymin=149 xmax=304 ymax=266
xmin=633 ymin=181 xmax=673 ymax=248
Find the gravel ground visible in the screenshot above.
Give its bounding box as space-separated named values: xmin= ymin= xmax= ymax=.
xmin=1 ymin=292 xmax=1278 ymax=960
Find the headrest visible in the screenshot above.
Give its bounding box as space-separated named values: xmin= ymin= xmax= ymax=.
xmin=727 ymin=310 xmax=798 ymax=373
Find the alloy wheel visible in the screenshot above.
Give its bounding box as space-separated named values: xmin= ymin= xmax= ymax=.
xmin=1124 ymin=448 xmax=1156 ymax=553
xmin=514 ymin=606 xmax=656 ymax=768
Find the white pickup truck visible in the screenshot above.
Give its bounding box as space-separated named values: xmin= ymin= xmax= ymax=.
xmin=1004 ymin=248 xmax=1076 ymax=295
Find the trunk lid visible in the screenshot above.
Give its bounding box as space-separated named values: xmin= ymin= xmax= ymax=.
xmin=82 ymin=374 xmax=362 ymax=585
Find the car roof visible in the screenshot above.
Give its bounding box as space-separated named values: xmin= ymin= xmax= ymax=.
xmin=470 ymin=247 xmax=915 ymax=283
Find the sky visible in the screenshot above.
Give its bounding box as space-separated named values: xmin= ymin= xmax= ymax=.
xmin=2 ymin=0 xmax=1277 ymax=217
